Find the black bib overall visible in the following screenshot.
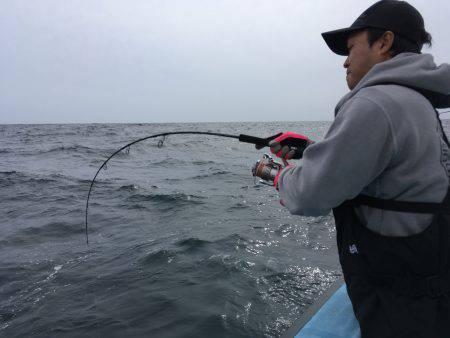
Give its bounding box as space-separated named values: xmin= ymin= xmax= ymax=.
xmin=333 ymin=188 xmax=450 ymax=338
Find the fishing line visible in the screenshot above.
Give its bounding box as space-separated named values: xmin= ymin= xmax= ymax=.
xmin=85 ymin=130 xmax=277 ymax=244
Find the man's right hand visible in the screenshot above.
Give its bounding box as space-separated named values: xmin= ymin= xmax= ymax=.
xmin=269 ymin=132 xmax=312 ymax=160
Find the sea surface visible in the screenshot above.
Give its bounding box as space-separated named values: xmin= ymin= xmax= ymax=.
xmin=1 ymin=121 xmax=448 ymax=337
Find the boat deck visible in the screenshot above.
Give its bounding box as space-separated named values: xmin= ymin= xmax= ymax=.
xmin=281 ymin=278 xmax=361 ymax=338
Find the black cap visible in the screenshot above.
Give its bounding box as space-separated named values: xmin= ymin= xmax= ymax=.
xmin=321 ymin=0 xmax=425 ymax=56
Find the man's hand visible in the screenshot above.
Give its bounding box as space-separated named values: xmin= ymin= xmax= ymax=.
xmin=269 ymin=132 xmax=312 ymax=160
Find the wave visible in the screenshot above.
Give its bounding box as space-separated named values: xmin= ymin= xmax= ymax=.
xmin=145 ymin=158 xmax=217 ymax=167
xmin=138 ymin=248 xmax=175 ymax=265
xmin=0 ymin=171 xmax=82 ymax=188
xmin=0 ymin=170 xmax=20 ymax=176
xmin=137 ymin=235 xmax=254 ymax=279
xmin=173 ymin=234 xmax=252 ymax=257
xmin=148 ymin=158 xmax=189 ymax=166
xmin=191 ymin=170 xmax=231 ymax=180
xmin=1 ymin=221 xmax=84 ymax=247
xmin=227 ymin=202 xmax=250 ymax=211
xmin=117 ymin=184 xmax=139 ymax=191
xmin=127 ymin=192 xmax=204 ymax=206
xmin=0 ymin=171 xmax=58 ymax=188
xmin=260 ymin=267 xmax=340 ymax=307
xmin=41 ymin=145 xmax=97 ymax=155
xmin=192 ymin=160 xmax=216 ymax=165
xmin=175 ymin=237 xmax=212 ymax=250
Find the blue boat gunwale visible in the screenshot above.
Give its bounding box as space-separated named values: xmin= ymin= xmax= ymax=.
xmin=281 ymin=276 xmax=345 ymax=338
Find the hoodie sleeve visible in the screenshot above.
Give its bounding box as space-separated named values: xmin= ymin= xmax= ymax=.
xmin=277 ymin=96 xmax=397 ymax=216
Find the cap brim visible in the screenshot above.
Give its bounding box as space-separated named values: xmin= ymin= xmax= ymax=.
xmin=321 ymin=27 xmax=362 ymax=56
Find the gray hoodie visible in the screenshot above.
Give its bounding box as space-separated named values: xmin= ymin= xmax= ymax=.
xmin=277 ymin=53 xmax=450 ymax=236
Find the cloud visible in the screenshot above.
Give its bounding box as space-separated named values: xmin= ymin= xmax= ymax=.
xmin=0 ymin=0 xmax=448 ymax=123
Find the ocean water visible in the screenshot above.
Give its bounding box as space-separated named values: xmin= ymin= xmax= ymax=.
xmin=1 ymin=121 xmax=447 ymax=337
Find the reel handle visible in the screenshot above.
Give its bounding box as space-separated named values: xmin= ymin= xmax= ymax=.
xmin=238 ymin=133 xmax=283 ymax=149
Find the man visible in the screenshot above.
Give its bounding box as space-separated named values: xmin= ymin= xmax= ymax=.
xmin=259 ymin=1 xmax=450 ymax=337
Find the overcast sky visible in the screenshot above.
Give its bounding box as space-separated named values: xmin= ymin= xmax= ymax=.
xmin=1 ymin=0 xmax=449 ymax=124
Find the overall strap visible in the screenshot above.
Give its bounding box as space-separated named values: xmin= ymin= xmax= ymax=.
xmin=351 ymin=194 xmax=450 ymax=214
xmin=379 ymin=82 xmax=450 ymax=147
xmin=379 ymin=83 xmax=450 ymax=110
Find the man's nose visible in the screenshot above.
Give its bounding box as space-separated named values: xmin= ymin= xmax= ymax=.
xmin=343 ymin=57 xmax=349 ymax=68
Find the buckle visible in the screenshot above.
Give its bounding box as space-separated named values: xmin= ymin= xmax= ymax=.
xmin=426 ymin=275 xmax=441 ymax=297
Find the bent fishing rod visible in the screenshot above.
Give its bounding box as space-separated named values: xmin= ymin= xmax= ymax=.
xmin=85 ymin=130 xmax=309 ymax=244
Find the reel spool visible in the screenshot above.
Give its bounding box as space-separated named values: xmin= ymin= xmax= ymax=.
xmin=252 ymin=154 xmax=284 ymax=184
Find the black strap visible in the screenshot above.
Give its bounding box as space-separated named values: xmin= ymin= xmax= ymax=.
xmin=411 ymin=86 xmax=450 ymax=110
xmin=376 ymin=83 xmax=450 ymax=146
xmin=351 ymin=194 xmax=450 ymax=214
xmin=379 ymin=83 xmax=450 ymax=110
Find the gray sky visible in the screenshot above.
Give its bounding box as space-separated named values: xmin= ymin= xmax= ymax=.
xmin=1 ymin=0 xmax=449 ymax=124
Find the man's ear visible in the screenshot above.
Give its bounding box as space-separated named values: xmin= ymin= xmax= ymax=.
xmin=379 ymin=31 xmax=395 ymax=57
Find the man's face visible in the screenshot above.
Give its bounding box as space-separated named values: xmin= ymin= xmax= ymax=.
xmin=343 ymin=30 xmax=380 ymax=90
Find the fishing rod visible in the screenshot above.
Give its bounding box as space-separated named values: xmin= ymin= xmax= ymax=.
xmin=85 ymin=130 xmax=313 ymax=244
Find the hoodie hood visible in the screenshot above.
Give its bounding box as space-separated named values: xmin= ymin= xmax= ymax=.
xmin=336 ymin=53 xmax=450 ymax=113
